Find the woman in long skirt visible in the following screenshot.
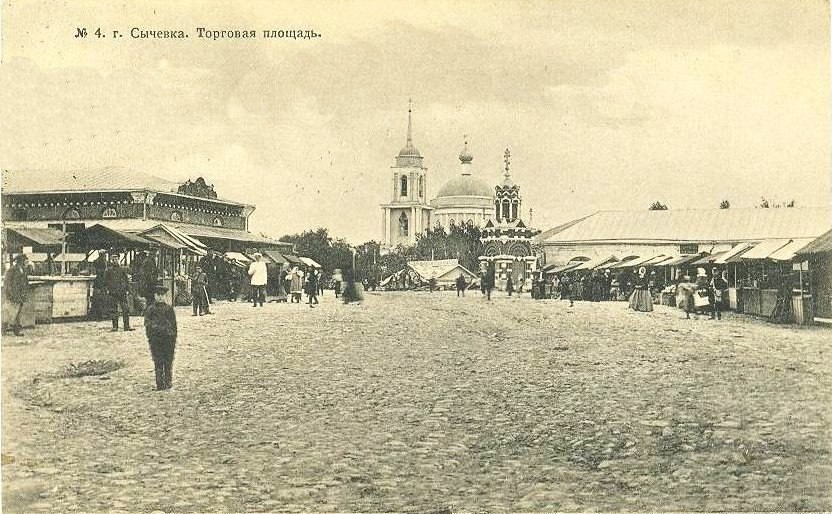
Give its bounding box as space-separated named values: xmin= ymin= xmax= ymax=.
xmin=629 ymin=266 xmax=654 ymax=312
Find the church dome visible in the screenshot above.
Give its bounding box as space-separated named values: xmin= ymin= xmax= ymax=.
xmin=436 ymin=175 xmax=494 ymax=199
xmin=398 ymin=141 xmax=421 ymax=158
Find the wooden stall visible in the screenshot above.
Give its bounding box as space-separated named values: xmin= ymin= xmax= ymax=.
xmin=29 ymin=276 xmax=95 ymax=322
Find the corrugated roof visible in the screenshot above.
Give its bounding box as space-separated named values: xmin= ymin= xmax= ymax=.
xmin=741 ymin=239 xmax=792 ymax=260
xmin=797 ymin=229 xmax=832 ymax=255
xmin=3 ymin=167 xmax=178 ymax=194
xmin=542 ymin=207 xmax=831 ymax=243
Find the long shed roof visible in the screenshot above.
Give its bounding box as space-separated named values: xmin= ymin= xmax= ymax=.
xmin=541 ymin=208 xmax=831 ymax=244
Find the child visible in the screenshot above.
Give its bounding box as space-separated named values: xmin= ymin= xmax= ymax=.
xmin=144 ymin=283 xmax=177 ymax=391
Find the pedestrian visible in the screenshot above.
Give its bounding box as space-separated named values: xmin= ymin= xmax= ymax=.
xmin=275 ymin=268 xmax=288 ymax=302
xmin=455 ymin=273 xmax=467 ymax=297
xmin=138 ymin=249 xmax=159 ymax=310
xmin=602 ymin=269 xmax=613 ymax=301
xmin=290 ymin=267 xmax=304 ymax=303
xmin=710 ymin=267 xmax=728 ymax=320
xmin=506 ymin=275 xmax=514 ymax=297
xmin=693 ymin=268 xmax=711 ymax=317
xmin=144 ymin=283 xmax=177 ymax=391
xmin=191 ymin=265 xmax=209 ymax=316
xmin=104 ymin=254 xmax=134 ymax=331
xmin=628 ymin=266 xmax=654 ymax=312
xmin=248 ymin=253 xmax=267 ymax=307
xmin=317 ymin=270 xmax=325 ymax=297
xmin=560 ymin=273 xmax=574 ymax=306
xmin=3 ymin=254 xmax=30 ymax=336
xmin=306 ymin=269 xmax=319 ymax=305
xmin=676 ymin=274 xmax=696 ymax=319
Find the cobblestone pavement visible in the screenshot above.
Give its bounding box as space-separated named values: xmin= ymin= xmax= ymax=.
xmin=2 ymin=291 xmax=830 ymax=512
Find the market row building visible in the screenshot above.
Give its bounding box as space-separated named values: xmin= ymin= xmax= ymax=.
xmin=1 ymin=167 xmax=298 ymax=324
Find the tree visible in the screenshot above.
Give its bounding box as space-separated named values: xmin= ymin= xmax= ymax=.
xmin=719 ymin=200 xmax=730 ymax=209
xmin=649 ymin=201 xmax=668 ymax=211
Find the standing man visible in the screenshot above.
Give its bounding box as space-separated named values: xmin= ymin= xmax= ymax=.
xmin=144 ymin=283 xmax=177 ymax=390
xmin=191 ymin=265 xmax=209 ymax=316
xmin=248 ymin=253 xmax=267 ymax=307
xmin=3 ymin=254 xmax=30 ymax=336
xmin=104 ymin=254 xmax=134 ymax=331
xmin=506 ymin=275 xmax=514 ymax=297
xmin=306 ymin=269 xmax=319 ymax=305
xmin=455 ymin=273 xmax=467 ymax=297
xmin=138 ymin=249 xmax=159 ymax=309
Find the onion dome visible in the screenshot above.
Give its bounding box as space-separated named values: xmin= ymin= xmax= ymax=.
xmin=458 ymin=140 xmax=473 ymax=164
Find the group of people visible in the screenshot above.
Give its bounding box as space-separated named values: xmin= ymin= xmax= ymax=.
xmin=675 ymin=267 xmax=729 ymax=320
xmin=246 ymin=253 xmax=325 ymax=307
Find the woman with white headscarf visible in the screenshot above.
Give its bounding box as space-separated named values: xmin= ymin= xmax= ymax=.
xmin=628 ymin=266 xmax=654 ymax=312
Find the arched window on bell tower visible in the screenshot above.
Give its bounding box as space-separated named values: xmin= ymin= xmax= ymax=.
xmin=418 ymin=176 xmax=424 ymax=198
xmin=502 ymin=199 xmax=510 ymax=221
xmin=511 ymin=201 xmax=518 ymax=221
xmin=400 ymin=176 xmax=408 ymax=197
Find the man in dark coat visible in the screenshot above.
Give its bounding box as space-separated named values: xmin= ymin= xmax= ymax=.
xmin=104 ymin=254 xmax=133 ymax=331
xmin=144 ymin=283 xmax=177 ymax=390
xmin=4 ymin=254 xmax=30 ymax=336
xmin=191 ymin=265 xmax=209 ymax=316
xmin=455 ymin=273 xmax=467 ymax=297
xmin=138 ymin=250 xmax=159 ymax=309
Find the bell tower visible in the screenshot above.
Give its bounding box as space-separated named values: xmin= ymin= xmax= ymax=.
xmin=495 ymin=148 xmax=521 ymax=222
xmin=380 ymin=100 xmax=432 ymax=248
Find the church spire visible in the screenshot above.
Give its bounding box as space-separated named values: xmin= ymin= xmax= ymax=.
xmin=406 ymin=98 xmax=413 ymax=146
xmin=503 ymin=148 xmax=511 ymax=179
xmin=396 ymin=98 xmax=422 ymax=164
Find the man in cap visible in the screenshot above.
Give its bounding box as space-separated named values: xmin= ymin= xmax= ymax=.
xmin=3 ymin=254 xmax=30 ymax=336
xmin=144 ymin=282 xmax=177 ymax=390
xmin=191 ymin=265 xmax=209 ymax=316
xmin=138 ymin=249 xmax=159 ymax=309
xmin=248 ymin=253 xmax=268 ymax=307
xmin=103 ymin=253 xmax=134 ymax=331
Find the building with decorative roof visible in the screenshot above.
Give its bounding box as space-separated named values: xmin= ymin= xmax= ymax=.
xmin=1 ymin=167 xmax=290 ymax=252
xmin=479 ymin=149 xmax=542 ymax=289
xmin=429 ymin=140 xmax=495 ymax=231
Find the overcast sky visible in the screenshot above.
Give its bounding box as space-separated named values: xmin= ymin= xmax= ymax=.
xmin=1 ymin=0 xmax=830 ymax=243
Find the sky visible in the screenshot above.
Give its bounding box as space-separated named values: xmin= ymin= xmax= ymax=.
xmin=1 ymin=0 xmax=830 ymax=244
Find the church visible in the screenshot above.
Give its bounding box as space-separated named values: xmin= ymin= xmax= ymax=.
xmin=379 ymin=103 xmax=541 ymax=286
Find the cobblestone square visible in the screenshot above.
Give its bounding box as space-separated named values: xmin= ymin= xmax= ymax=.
xmin=2 ymin=291 xmax=830 ymax=512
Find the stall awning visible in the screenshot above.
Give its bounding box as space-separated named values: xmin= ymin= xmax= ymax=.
xmin=611 ymin=254 xmax=661 ymax=269
xmin=75 ymin=224 xmax=155 ymax=249
xmin=690 ymin=251 xmax=729 ymax=266
xmin=283 ymin=254 xmax=303 ymax=266
xmin=299 ymin=257 xmax=322 ymax=268
xmin=138 ymin=224 xmax=208 ymax=256
xmin=262 ymin=250 xmax=289 ymax=265
xmin=4 ymin=227 xmax=65 ymax=247
xmin=642 ymin=255 xmax=674 ymax=266
xmin=141 ymin=233 xmax=188 ymax=251
xmin=573 ymin=255 xmax=617 ymax=271
xmin=27 ymin=252 xmax=88 ymax=263
xmin=741 ymin=239 xmax=792 ymax=260
xmin=768 ymin=238 xmax=816 ymax=261
xmin=714 ymin=243 xmax=753 ymax=264
xmin=662 ymin=253 xmax=706 ymax=267
xmin=224 ymin=252 xmax=252 ymax=263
